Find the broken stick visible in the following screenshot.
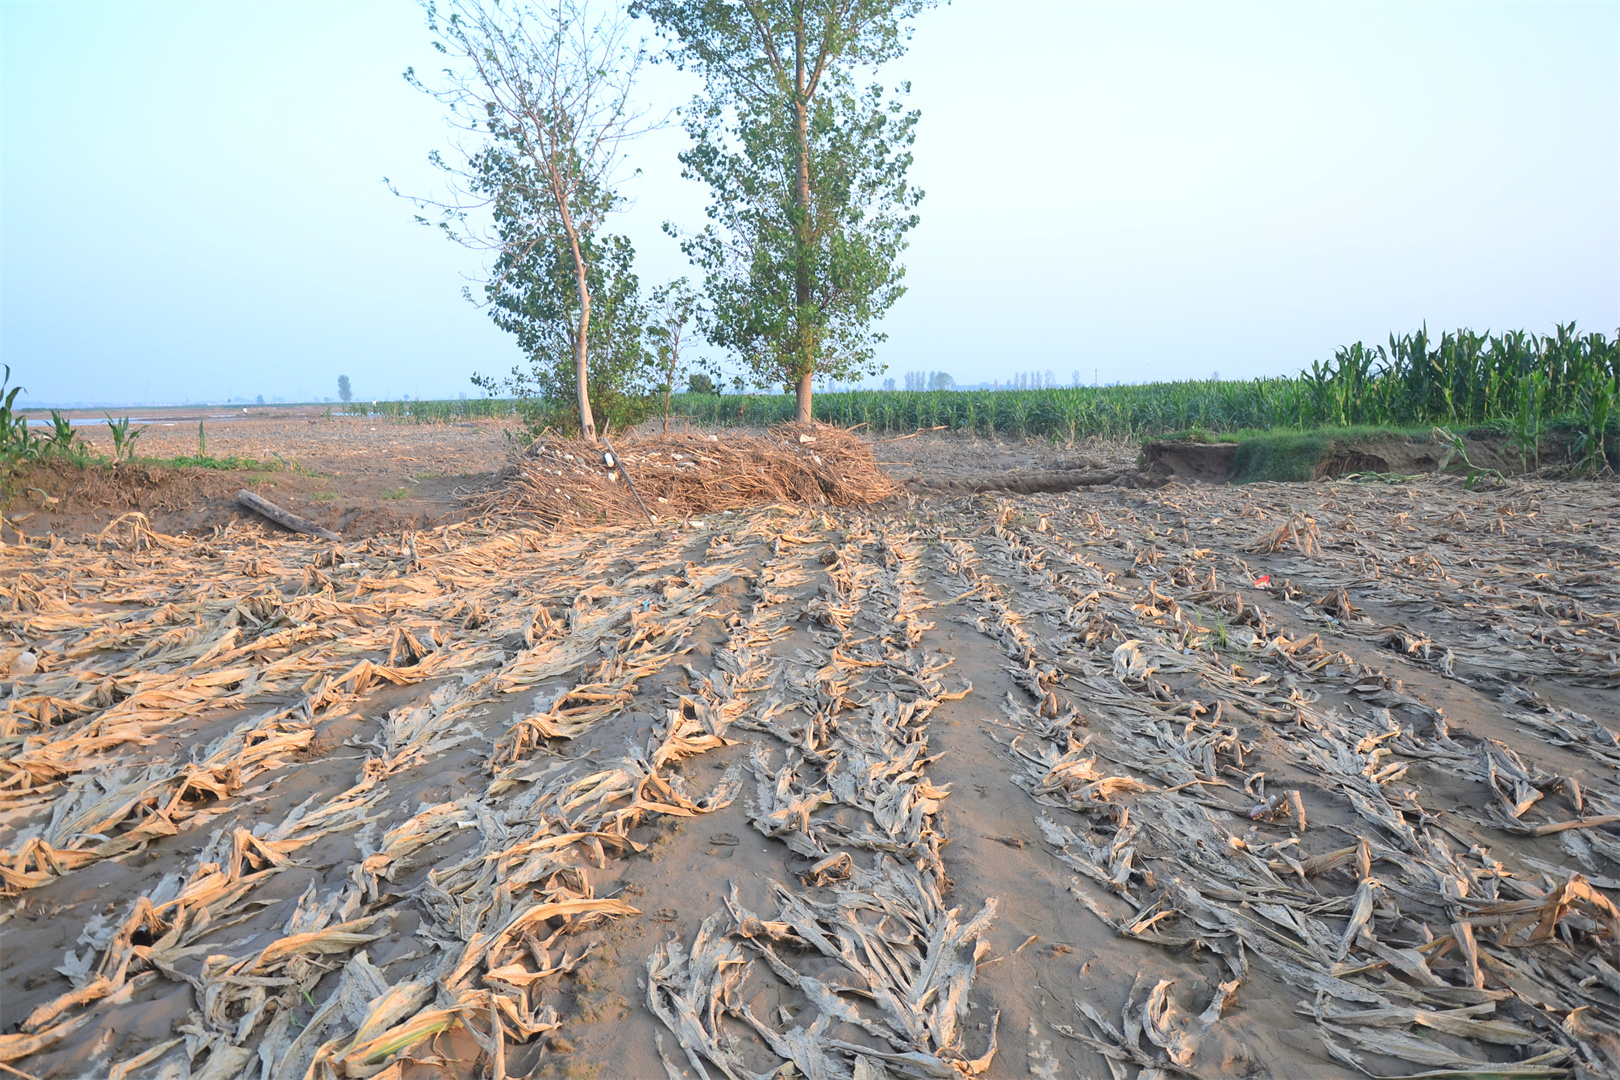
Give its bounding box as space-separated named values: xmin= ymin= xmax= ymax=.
xmin=236 ymin=489 xmax=341 ymax=541
xmin=601 ymin=440 xmax=655 ymax=524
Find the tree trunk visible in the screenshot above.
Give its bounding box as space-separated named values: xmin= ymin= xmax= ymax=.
xmin=663 ymin=357 xmax=674 ymax=433
xmin=792 ymin=10 xmax=814 ymax=428
xmin=795 ymin=370 xmax=813 ymax=424
xmin=573 ymin=300 xmax=595 ymax=442
xmin=558 ymin=201 xmax=597 ymax=443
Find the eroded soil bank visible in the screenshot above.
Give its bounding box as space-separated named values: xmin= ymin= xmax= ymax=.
xmin=1142 ymin=428 xmax=1558 ymax=485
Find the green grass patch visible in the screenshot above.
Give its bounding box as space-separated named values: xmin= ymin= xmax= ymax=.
xmin=1164 ymin=424 xmax=1444 ymax=445
xmin=312 ymin=491 xmax=338 ymax=502
xmin=379 ymin=488 xmax=410 ymax=500
xmin=153 ymin=453 xmax=280 ymax=471
xmin=1228 ymin=431 xmax=1345 ymax=483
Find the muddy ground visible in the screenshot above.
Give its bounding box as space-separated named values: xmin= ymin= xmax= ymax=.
xmin=5 ymin=416 xmax=514 ymax=542
xmin=1 ymin=428 xmax=1618 ymax=1080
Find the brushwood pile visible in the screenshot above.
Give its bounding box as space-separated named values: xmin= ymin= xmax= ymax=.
xmin=480 ymin=423 xmax=900 ymax=528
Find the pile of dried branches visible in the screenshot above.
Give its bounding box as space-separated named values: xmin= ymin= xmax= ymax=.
xmin=480 ymin=423 xmax=899 ymax=527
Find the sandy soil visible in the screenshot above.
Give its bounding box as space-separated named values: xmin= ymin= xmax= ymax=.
xmin=868 ymin=432 xmax=1138 ymax=488
xmin=2 ymin=435 xmax=1618 ymax=1079
xmin=6 ymin=416 xmax=515 ymax=542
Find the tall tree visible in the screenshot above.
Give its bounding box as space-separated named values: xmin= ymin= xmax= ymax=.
xmin=400 ymin=0 xmax=652 ymax=442
xmin=474 ymin=220 xmax=658 ymax=435
xmin=635 ymin=0 xmax=928 ymax=423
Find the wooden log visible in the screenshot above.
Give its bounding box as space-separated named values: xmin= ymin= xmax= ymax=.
xmin=236 ymin=489 xmax=341 ymax=541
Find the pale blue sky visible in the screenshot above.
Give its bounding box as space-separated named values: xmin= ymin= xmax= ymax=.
xmin=3 ymin=0 xmax=1616 ymax=405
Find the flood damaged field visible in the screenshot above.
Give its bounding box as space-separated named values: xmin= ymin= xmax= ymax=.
xmin=1 ymin=446 xmax=1617 ymax=1078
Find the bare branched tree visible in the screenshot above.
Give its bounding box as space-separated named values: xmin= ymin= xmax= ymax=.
xmin=399 ymin=0 xmax=655 ymax=442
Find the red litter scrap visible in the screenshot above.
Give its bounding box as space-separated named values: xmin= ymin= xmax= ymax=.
xmin=1252 ymin=575 xmax=1271 ymax=589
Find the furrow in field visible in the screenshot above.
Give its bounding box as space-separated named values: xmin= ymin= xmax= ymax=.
xmin=648 ymin=514 xmax=1001 ymax=1080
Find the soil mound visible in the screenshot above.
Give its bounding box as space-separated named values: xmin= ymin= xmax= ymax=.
xmin=1139 ymin=439 xmax=1236 ymax=482
xmin=1312 ymin=432 xmax=1516 ymax=478
xmin=482 ymin=423 xmax=899 ymax=527
xmin=1142 ymin=429 xmax=1528 ymax=484
xmin=10 ymin=458 xmax=248 ymax=514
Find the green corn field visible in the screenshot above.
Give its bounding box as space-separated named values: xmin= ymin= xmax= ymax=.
xmin=657 ymin=324 xmax=1617 ymax=457
xmin=247 ymin=323 xmax=1620 ymax=471
xmin=357 ymin=397 xmax=521 ymax=422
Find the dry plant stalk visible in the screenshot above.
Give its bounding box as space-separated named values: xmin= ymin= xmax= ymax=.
xmin=1244 ymin=512 xmax=1322 ymax=557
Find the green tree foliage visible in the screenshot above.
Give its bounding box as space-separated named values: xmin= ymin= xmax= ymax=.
xmin=338 ymin=375 xmax=353 ymax=403
xmin=635 ymin=0 xmax=929 ymax=423
xmin=647 ymin=276 xmax=702 ymax=430
xmin=473 ymin=222 xmax=657 ymax=437
xmin=400 ymin=0 xmax=653 ymax=442
xmin=687 ymin=371 xmax=717 ymax=394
